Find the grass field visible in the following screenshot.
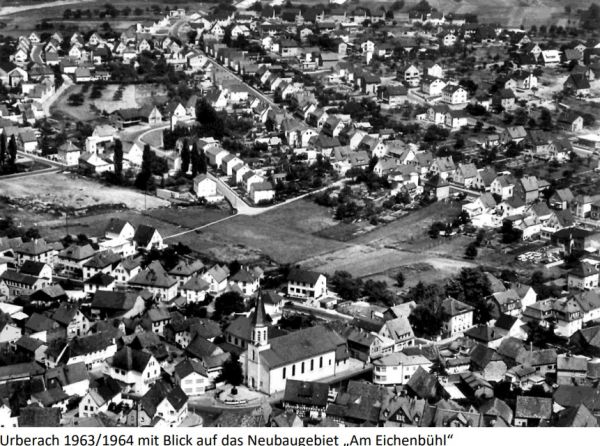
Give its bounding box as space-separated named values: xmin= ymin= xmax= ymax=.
xmin=0 ymin=171 xmax=169 ymax=210
xmin=52 ymin=84 xmax=168 ymax=122
xmin=169 ymin=199 xmax=348 ymax=264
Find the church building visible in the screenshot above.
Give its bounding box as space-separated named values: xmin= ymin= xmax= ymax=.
xmin=244 ymin=293 xmax=350 ymax=395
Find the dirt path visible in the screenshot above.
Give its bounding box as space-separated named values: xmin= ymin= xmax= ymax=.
xmin=0 ymin=0 xmax=95 ymax=16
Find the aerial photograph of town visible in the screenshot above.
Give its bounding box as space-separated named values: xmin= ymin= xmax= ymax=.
xmin=0 ymin=0 xmax=598 ymax=429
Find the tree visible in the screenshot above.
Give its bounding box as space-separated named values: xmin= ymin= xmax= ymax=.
xmin=395 ymin=271 xmax=405 ymax=288
xmin=180 ymin=141 xmax=190 ymax=174
xmin=0 ymin=133 xmax=6 ymax=167
xmin=196 ymin=99 xmax=225 ymax=138
xmin=409 ymin=305 xmax=443 ymax=338
xmin=7 ymin=135 xmax=17 ymax=167
xmin=113 ymin=138 xmax=123 ymax=179
xmin=362 ymin=279 xmax=395 ymax=306
xmin=330 ymin=270 xmax=363 ymax=301
xmin=539 ymin=107 xmax=552 ymax=130
xmin=135 ymin=144 xmax=154 ymax=191
xmin=218 ymin=352 xmax=244 ymax=390
xmin=465 ymin=242 xmax=478 ymax=259
xmin=214 ymin=291 xmax=244 ymax=319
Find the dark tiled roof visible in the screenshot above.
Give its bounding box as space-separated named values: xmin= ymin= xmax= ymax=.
xmin=283 ymin=379 xmax=329 ymax=407
xmin=260 ymin=325 xmax=345 ymax=368
xmin=111 ymin=346 xmax=153 ymax=373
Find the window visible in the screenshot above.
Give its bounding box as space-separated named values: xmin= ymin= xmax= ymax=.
xmin=319 ymin=357 xmax=323 ymax=368
xmin=301 ymin=362 xmax=305 ymax=373
xmin=310 ymin=359 xmax=314 ymax=371
xmin=283 ymin=367 xmax=286 ymax=379
xmin=292 ymin=365 xmax=296 ymax=376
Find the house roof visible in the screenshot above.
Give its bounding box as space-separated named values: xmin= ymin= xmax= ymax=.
xmin=18 ymin=405 xmax=61 ymax=427
xmin=130 ymin=261 xmax=177 ymax=289
xmin=141 ymin=381 xmax=188 ymax=417
xmin=18 ymin=260 xmax=48 ymax=277
xmin=515 ymin=395 xmax=552 ymax=419
xmin=174 ymin=358 xmax=207 ymax=379
xmin=287 ymin=268 xmax=323 ymax=285
xmin=283 ymin=379 xmax=329 ymax=407
xmin=133 ymin=225 xmax=160 ymax=247
xmin=441 ymin=298 xmax=474 ymax=317
xmin=111 ymin=346 xmax=153 ymax=373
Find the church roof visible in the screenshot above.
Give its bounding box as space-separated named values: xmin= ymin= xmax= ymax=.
xmin=260 ymin=325 xmax=345 ymax=369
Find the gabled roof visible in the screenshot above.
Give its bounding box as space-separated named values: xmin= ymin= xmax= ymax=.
xmin=174 ymin=358 xmax=207 ymax=379
xmin=261 ymin=325 xmax=346 ymax=369
xmin=141 ymin=381 xmax=188 ymax=417
xmin=133 ymin=225 xmax=160 ymax=247
xmin=283 ymin=379 xmax=329 ymax=407
xmin=130 ymin=261 xmax=177 ymax=289
xmin=111 ymin=346 xmax=153 ymax=373
xmin=287 ymin=267 xmax=323 ymax=285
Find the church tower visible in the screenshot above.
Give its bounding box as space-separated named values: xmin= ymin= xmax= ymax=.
xmin=246 ymin=291 xmax=270 ymax=392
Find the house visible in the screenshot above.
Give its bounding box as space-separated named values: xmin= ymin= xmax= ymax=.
xmin=47 ymin=332 xmax=118 ymax=370
xmin=373 ymin=352 xmax=432 ymax=386
xmin=57 ymin=141 xmax=81 ymax=166
xmin=378 ymin=85 xmax=408 ymax=106
xmin=564 ymin=74 xmax=590 ymax=96
xmin=174 ymin=359 xmax=211 ymax=396
xmin=245 ymin=295 xmax=348 ymax=394
xmin=568 ymin=263 xmax=599 ymax=290
xmin=107 ymin=346 xmax=161 ymax=395
xmin=133 ymin=225 xmax=164 ymax=251
xmin=493 ymin=88 xmax=516 ymax=111
xmin=51 ymin=303 xmax=90 ymax=340
xmin=250 ymin=182 xmax=275 ymax=205
xmin=79 ymin=377 xmax=122 ymax=418
xmin=557 ymin=111 xmax=584 ymax=132
xmin=129 ymin=261 xmax=178 ymax=302
xmin=514 ymin=396 xmax=552 ymax=426
xmin=550 ymin=188 xmax=575 ymax=210
xmin=57 ymin=244 xmax=96 ymax=274
xmin=287 ymin=268 xmax=327 ymax=299
xmin=442 ymin=84 xmax=468 ymax=105
xmin=202 ymin=265 xmax=229 ymax=294
xmin=282 ymin=380 xmax=329 ymax=420
xmin=500 ymin=126 xmax=527 ymax=144
xmin=105 ymin=218 xmax=135 ymax=240
xmin=132 ymin=381 xmax=188 ymax=427
xmin=441 ymin=298 xmax=474 ymax=337
xmin=490 ymin=175 xmax=516 ymax=200
xmin=556 ymin=354 xmax=588 ymax=386
xmin=452 ymin=163 xmax=479 ymax=187
xmin=90 ymin=290 xmax=146 ymax=320
xmin=229 ymin=268 xmax=260 ymax=296
xmin=15 ymin=238 xmax=55 ymax=266
xmin=193 ymin=174 xmax=218 ymax=199
xmin=421 ymin=76 xmax=446 ymax=96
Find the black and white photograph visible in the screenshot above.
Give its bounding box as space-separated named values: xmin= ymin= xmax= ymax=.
xmin=0 ymin=0 xmax=598 ymax=430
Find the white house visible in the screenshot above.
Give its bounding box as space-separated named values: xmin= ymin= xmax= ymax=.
xmin=107 ymin=346 xmax=161 ymax=395
xmin=287 ymin=268 xmax=327 ymax=299
xmin=373 ymin=352 xmax=432 ymax=385
xmin=174 ymin=359 xmax=211 ymax=396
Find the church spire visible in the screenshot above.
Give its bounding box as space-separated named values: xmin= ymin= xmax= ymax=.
xmin=251 ymin=291 xmax=267 ymax=328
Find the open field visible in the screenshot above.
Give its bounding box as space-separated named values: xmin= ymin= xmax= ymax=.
xmin=0 ymin=171 xmax=169 ymax=210
xmin=51 ymin=84 xmax=168 ymax=122
xmin=170 ymin=199 xmax=349 ymax=264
